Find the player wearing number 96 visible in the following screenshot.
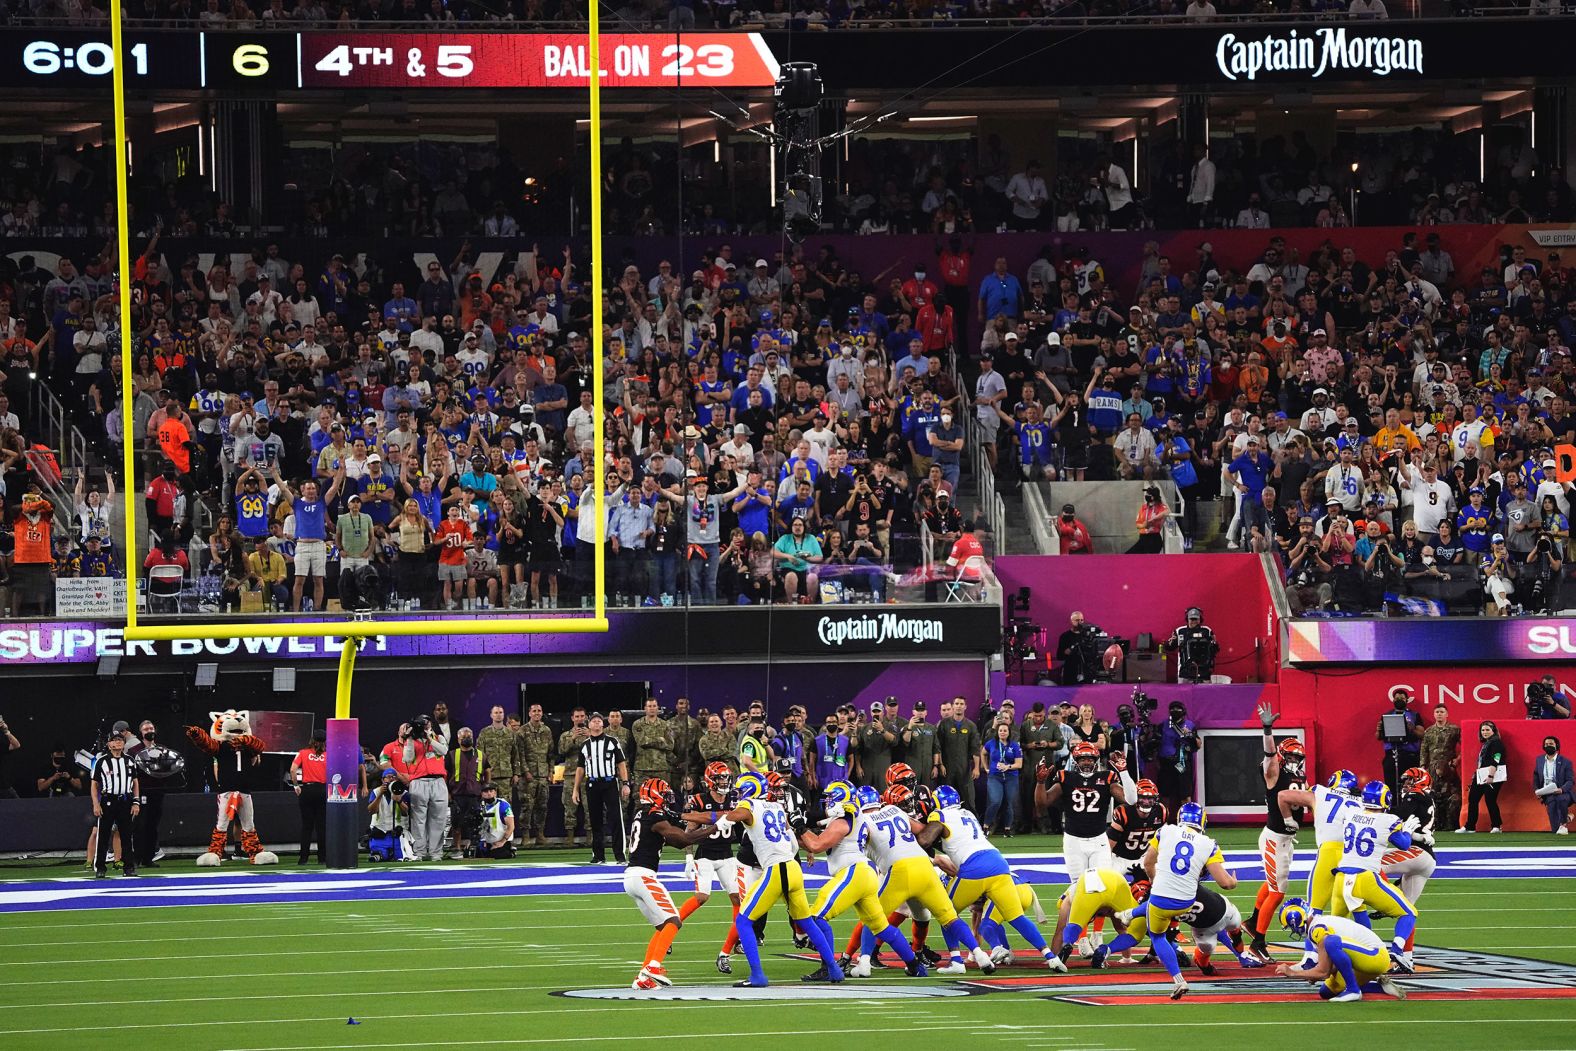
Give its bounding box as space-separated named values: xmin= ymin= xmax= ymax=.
xmin=1100 ymin=803 xmax=1235 ymax=1000
xmin=683 ymin=771 xmax=843 ymax=987
xmin=1330 ymin=781 xmax=1420 ymax=973
xmin=920 ymin=784 xmax=1060 ymax=969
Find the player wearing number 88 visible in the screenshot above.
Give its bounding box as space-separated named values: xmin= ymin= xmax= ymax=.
xmin=1098 ymin=806 xmax=1236 ymax=1000
xmin=920 ymin=784 xmax=1059 ymax=969
xmin=682 ymin=771 xmax=843 ymax=987
xmin=1330 ymin=780 xmax=1420 ymax=973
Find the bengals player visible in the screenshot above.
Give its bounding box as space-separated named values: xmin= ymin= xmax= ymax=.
xmin=1045 ymin=742 xmax=1126 ymax=955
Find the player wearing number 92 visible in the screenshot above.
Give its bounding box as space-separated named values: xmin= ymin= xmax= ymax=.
xmin=1045 ymin=742 xmax=1127 ymax=954
xmin=1099 ymin=804 xmax=1235 ymax=1000
xmin=1330 ymin=781 xmax=1419 ymax=973
xmin=682 ymin=771 xmax=845 ymax=988
xmin=795 ymin=781 xmax=925 ymax=980
xmin=919 ymin=784 xmax=1059 ymax=969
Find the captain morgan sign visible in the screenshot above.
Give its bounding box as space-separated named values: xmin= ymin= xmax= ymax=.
xmin=1216 ymin=28 xmax=1423 ymax=82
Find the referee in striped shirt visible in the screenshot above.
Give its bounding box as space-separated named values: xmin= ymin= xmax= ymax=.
xmin=571 ymin=714 xmax=629 ymax=865
xmin=91 ymin=734 xmax=140 ymax=878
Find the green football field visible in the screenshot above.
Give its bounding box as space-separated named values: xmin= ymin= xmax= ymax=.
xmin=1 ymin=831 xmax=1572 ymax=1051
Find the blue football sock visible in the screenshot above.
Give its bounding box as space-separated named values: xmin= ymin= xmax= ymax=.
xmin=802 ymin=915 xmax=842 ymax=975
xmin=1062 ymin=922 xmax=1085 ymax=948
xmin=1331 ymin=947 xmax=1360 ymax=994
xmin=734 ymin=912 xmax=767 ymax=985
xmin=860 ymin=926 xmax=878 ymax=959
xmin=944 ymin=917 xmax=981 ymax=952
xmin=1393 ymin=914 xmax=1415 ymax=947
xmin=877 ymin=925 xmax=917 ymax=963
xmin=1106 ymin=931 xmax=1139 ymax=955
xmin=1009 ymin=915 xmax=1049 ymax=953
xmin=978 ymin=918 xmax=1007 ymax=951
xmin=1151 ymin=932 xmax=1182 ymax=978
xmin=1351 ymin=910 xmax=1373 ymax=930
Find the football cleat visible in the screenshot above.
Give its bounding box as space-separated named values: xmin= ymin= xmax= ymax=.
xmin=1193 ymin=951 xmax=1217 ymax=977
xmin=1057 ymin=945 xmax=1074 ymax=968
xmin=733 ymin=977 xmax=769 ymax=988
xmin=631 ymin=975 xmax=660 ymax=991
xmin=972 ymin=946 xmax=997 ymax=974
xmin=1377 ymin=975 xmax=1408 ymax=1000
xmin=1047 ymin=954 xmax=1069 ymax=973
xmin=793 ymin=930 xmax=812 ymax=949
xmin=639 ymin=962 xmax=671 ymax=987
xmin=1089 ymin=946 xmax=1109 ymax=969
xmin=849 ymin=955 xmax=873 ymax=978
xmin=715 ymin=953 xmax=732 ymax=975
xmin=1074 ymin=937 xmax=1093 ymax=958
xmin=1390 ymin=951 xmax=1415 ymax=974
xmin=917 ymin=945 xmax=944 ymax=967
xmin=1331 ymin=990 xmax=1362 ymax=1002
xmin=936 ymin=960 xmax=967 ymax=975
xmin=801 ymin=965 xmax=830 ymax=982
xmin=989 ymin=945 xmax=1013 ymax=966
xmin=1170 ymin=976 xmax=1189 ymax=1000
xmin=904 ymin=958 xmax=928 ymax=978
xmin=1249 ymin=932 xmax=1270 ymax=960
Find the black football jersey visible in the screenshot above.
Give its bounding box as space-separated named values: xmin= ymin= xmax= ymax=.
xmin=1266 ymin=766 xmax=1308 ymax=836
xmin=688 ymin=790 xmax=737 ymax=861
xmin=627 ymin=806 xmax=680 ymax=871
xmin=1107 ymin=800 xmax=1168 ymax=860
xmin=1057 ymin=768 xmax=1119 ymax=838
xmin=1393 ymin=792 xmax=1436 ymax=856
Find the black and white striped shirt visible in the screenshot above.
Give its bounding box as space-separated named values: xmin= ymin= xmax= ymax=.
xmin=93 ymin=754 xmax=137 ymax=798
xmin=579 ymin=735 xmax=625 ymax=781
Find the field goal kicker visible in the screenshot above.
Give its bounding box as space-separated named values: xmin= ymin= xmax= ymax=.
xmin=107 ymin=1 xmax=613 ymax=649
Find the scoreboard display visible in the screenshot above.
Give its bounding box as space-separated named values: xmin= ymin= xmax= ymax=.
xmin=2 ymin=30 xmax=779 ymax=91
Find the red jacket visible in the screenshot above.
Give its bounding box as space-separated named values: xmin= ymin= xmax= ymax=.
xmin=916 ymin=303 xmax=955 ymax=353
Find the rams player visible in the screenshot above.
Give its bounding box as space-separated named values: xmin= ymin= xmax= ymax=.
xmin=1099 ymin=803 xmax=1236 ymax=999
xmin=1331 ymin=781 xmax=1420 ymax=973
xmin=624 ymin=778 xmax=732 ymax=990
xmin=1048 ymin=867 xmax=1137 ymax=971
xmin=1277 ymin=769 xmax=1361 ymax=915
xmin=685 ymin=771 xmax=844 ymax=987
xmin=920 ymin=784 xmax=1059 ymax=968
xmin=798 ymin=781 xmax=926 ymax=979
xmin=861 ymin=783 xmax=996 ymax=975
xmin=974 ymin=873 xmax=1047 ymax=965
xmin=1276 ymin=898 xmax=1408 ymax=1002
xmin=1247 ymin=703 xmax=1309 ymax=960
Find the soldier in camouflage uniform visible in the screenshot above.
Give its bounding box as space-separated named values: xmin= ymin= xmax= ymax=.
xmin=668 ymin=696 xmax=702 ymax=794
xmin=556 ymin=707 xmax=591 ymax=847
xmin=1419 ymin=703 xmax=1462 ymax=832
xmin=632 ymin=698 xmax=674 ymax=791
xmin=517 ymin=703 xmax=555 ymax=846
xmin=902 ymin=700 xmax=940 ymax=787
xmin=857 ymin=699 xmax=898 ymax=788
xmin=476 ymin=706 xmax=520 ymax=840
xmin=606 ymin=708 xmax=634 ymax=758
xmin=697 ymin=713 xmax=736 ymax=776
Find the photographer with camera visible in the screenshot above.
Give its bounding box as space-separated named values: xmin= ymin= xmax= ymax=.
xmin=475 ymin=782 xmax=517 ymax=858
xmin=1520 ymin=528 xmax=1564 ymax=616
xmin=1482 ymin=533 xmax=1518 ymax=615
xmin=367 ymin=767 xmax=411 ymax=861
xmin=1285 ymin=516 xmax=1334 ymax=613
xmin=37 ymin=744 xmax=84 ymax=797
xmin=1155 ymin=701 xmax=1198 ymax=813
xmin=1357 ymin=520 xmax=1404 ymax=613
xmin=1055 ymin=611 xmax=1101 ymax=686
xmin=1109 ymin=694 xmax=1153 ymax=778
xmin=1165 ymin=607 xmax=1219 ymax=683
xmin=447 ymin=727 xmax=489 ymax=857
xmin=1528 ymin=675 xmax=1573 ymax=720
xmin=380 ymin=715 xmax=450 ymax=862
xmin=1377 ymin=687 xmax=1425 ymax=797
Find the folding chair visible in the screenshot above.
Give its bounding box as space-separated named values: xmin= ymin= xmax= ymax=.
xmin=146 ymin=564 xmax=186 ymax=614
xmin=942 ymin=555 xmax=986 ymax=603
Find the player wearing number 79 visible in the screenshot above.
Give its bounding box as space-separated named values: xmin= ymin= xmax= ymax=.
xmin=683 ymin=771 xmax=844 ymax=987
xmin=1098 ymin=803 xmax=1235 ymax=1000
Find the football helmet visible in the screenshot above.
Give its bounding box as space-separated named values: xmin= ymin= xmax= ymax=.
xmin=765 ymin=770 xmax=787 ymax=801
xmin=855 ymin=785 xmax=882 ymax=810
xmin=933 ymin=784 xmax=962 ymax=810
xmin=638 ymin=778 xmax=674 ymax=810
xmin=1130 ymin=879 xmax=1152 ymax=903
xmin=1400 ymin=766 xmax=1432 ymax=795
xmin=734 ymin=771 xmax=767 ymax=801
xmin=822 ymin=780 xmax=856 ymax=809
xmin=1278 ymin=897 xmax=1310 ymax=936
xmin=1177 ymin=801 xmax=1206 ymax=830
xmin=702 ymin=761 xmax=733 ymax=795
xmin=1327 ymin=769 xmax=1359 ymax=795
xmin=1361 ymin=780 xmax=1391 ymax=811
xmin=1277 ymin=739 xmax=1306 ymax=773
xmin=1072 ymin=741 xmax=1100 ymax=775
xmin=883 ymin=784 xmax=916 ymax=812
xmin=1135 ymin=779 xmax=1160 ymax=814
xmin=886 ymin=762 xmax=918 ymax=791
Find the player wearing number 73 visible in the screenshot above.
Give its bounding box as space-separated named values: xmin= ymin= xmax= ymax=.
xmin=683 ymin=771 xmax=844 ymax=988
xmin=1098 ymin=803 xmax=1235 ymax=1000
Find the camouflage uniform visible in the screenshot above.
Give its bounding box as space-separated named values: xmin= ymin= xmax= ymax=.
xmin=517 ymin=719 xmax=554 ymax=842
xmin=668 ymin=713 xmax=702 ymax=792
xmin=476 ymin=723 xmax=519 ymax=834
xmin=557 ymin=725 xmax=591 ymax=843
xmin=632 ymin=716 xmax=674 ymax=786
xmin=1420 ymin=721 xmax=1462 ymax=831
xmin=858 ymin=721 xmax=898 ymax=788
xmin=902 ymin=718 xmax=940 ymax=787
xmin=698 ymin=729 xmax=737 ymax=776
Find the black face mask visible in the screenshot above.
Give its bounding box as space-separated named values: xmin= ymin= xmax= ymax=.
xmin=1393 ymin=699 xmax=1408 ymax=711
xmin=143 ymin=732 xmax=155 ymax=743
xmin=1547 ymin=745 xmax=1560 ymax=755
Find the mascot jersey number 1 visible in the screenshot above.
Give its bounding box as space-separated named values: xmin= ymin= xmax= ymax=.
xmin=186 ymin=710 xmax=280 ymax=866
